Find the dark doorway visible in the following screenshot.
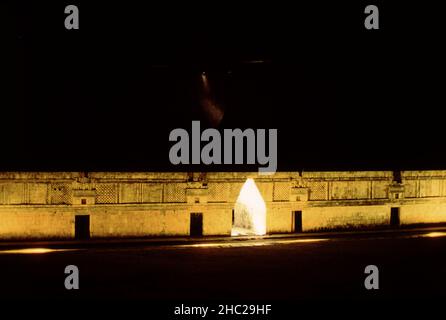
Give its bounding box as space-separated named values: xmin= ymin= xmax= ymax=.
xmin=75 ymin=215 xmax=90 ymax=240
xmin=190 ymin=212 xmax=203 ymax=237
xmin=390 ymin=207 xmax=400 ymax=227
xmin=294 ymin=211 xmax=303 ymax=233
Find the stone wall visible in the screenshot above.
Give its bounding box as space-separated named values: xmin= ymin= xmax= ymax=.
xmin=1 ymin=171 xmax=446 ymax=239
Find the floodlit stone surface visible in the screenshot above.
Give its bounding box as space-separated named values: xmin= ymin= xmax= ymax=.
xmin=233 ymin=178 xmax=266 ymax=235
xmin=1 ymin=171 xmax=446 ymax=239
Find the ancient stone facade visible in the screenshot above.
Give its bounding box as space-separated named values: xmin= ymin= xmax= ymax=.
xmin=1 ymin=171 xmax=446 ymax=240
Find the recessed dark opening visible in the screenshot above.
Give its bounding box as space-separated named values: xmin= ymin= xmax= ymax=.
xmin=390 ymin=207 xmax=400 ymax=227
xmin=190 ymin=212 xmax=203 ymax=237
xmin=294 ymin=210 xmax=303 ymax=233
xmin=75 ymin=215 xmax=90 ymax=240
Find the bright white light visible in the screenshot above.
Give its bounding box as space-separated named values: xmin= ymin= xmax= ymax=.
xmin=233 ymin=178 xmax=266 ymax=235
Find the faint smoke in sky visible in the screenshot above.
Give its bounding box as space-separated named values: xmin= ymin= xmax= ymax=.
xmin=198 ymin=72 xmax=225 ymax=127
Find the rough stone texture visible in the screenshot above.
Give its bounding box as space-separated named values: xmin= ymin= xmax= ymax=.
xmin=267 ymin=204 xmax=293 ymax=233
xmin=202 ymin=208 xmax=232 ymax=236
xmin=1 ymin=171 xmax=446 ymax=239
xmin=303 ymin=205 xmax=390 ymax=231
xmin=400 ymin=203 xmax=446 ymax=225
xmin=90 ymin=209 xmax=190 ymax=238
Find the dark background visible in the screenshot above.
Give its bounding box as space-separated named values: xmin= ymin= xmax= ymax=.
xmin=7 ymin=1 xmax=445 ymax=171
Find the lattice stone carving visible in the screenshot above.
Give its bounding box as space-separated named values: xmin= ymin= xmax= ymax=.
xmin=308 ymin=181 xmax=328 ymax=201
xmin=95 ymin=183 xmax=117 ymax=204
xmin=208 ymin=183 xmax=230 ymax=202
xmin=273 ymin=182 xmax=290 ymax=201
xmin=50 ymin=183 xmax=72 ymax=205
xmin=164 ymin=183 xmax=186 ymax=203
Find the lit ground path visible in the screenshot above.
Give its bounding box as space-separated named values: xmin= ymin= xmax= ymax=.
xmin=1 ymin=227 xmax=446 ymax=303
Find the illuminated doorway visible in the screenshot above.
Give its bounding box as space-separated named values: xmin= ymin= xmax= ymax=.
xmin=231 ymin=178 xmax=266 ymax=236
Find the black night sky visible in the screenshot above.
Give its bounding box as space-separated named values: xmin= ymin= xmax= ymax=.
xmin=8 ymin=1 xmax=446 ymax=171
